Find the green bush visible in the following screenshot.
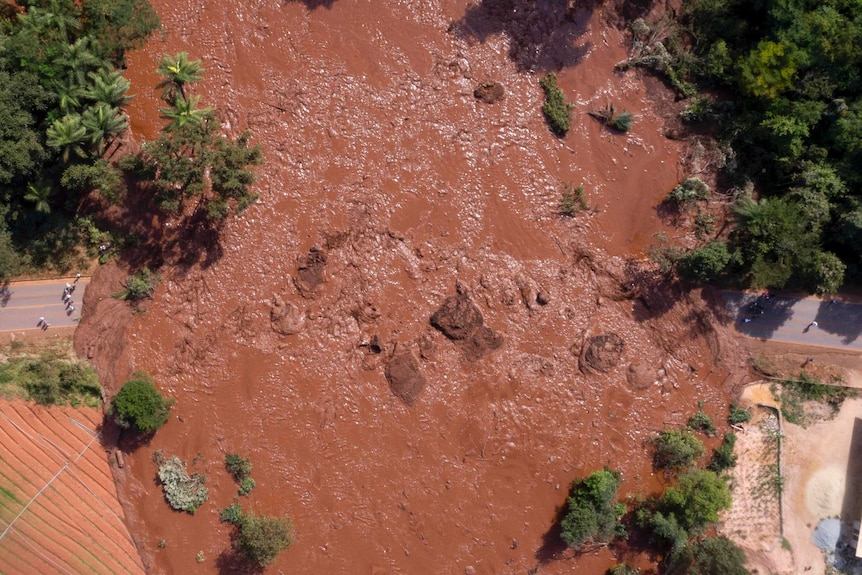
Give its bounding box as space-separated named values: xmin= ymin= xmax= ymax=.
xmin=114 ymin=268 xmax=160 ymax=301
xmin=559 ymin=183 xmax=588 ymax=216
xmin=661 ymin=470 xmax=731 ymax=531
xmin=728 ymin=403 xmax=751 ymax=425
xmin=608 ymin=564 xmax=639 ymax=575
xmin=225 ymin=453 xmax=253 ymax=481
xmin=156 ymin=455 xmax=208 ymax=513
xmin=239 ymin=476 xmax=256 ymax=496
xmin=691 ymin=536 xmax=751 ymax=575
xmin=667 ymin=178 xmax=709 ymax=209
xmin=0 ymin=352 xmax=102 ymax=407
xmin=220 ymin=503 xmax=244 ymax=524
xmin=653 ymin=429 xmax=705 ymax=471
xmin=708 ymin=432 xmax=737 ymax=472
xmin=688 ymin=410 xmax=717 ymax=436
xmin=110 ymin=372 xmax=172 ymax=434
xmin=560 ymin=469 xmax=627 ymax=548
xmin=539 ymin=74 xmax=572 ymax=137
xmin=679 ymin=241 xmax=734 ymax=283
xmin=236 ymin=512 xmax=295 ymax=567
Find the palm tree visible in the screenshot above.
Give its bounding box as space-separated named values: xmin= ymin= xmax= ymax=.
xmin=84 ymin=69 xmax=134 ymax=108
xmin=62 ymin=37 xmax=105 ymax=86
xmin=81 ymin=103 xmax=129 ymax=155
xmin=24 ymin=183 xmax=52 ymax=214
xmin=156 ymin=52 xmax=204 ymax=103
xmin=18 ymin=0 xmax=82 ymax=45
xmin=159 ymin=94 xmax=214 ymax=131
xmin=47 ymin=114 xmax=88 ymax=162
xmin=51 ymin=81 xmax=85 ymax=114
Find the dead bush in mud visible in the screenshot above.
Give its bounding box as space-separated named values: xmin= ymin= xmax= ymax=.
xmin=154 ymin=452 xmax=208 ymax=513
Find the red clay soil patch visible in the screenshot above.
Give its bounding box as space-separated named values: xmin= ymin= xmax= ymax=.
xmin=79 ymin=0 xmax=753 ymax=574
xmin=0 ymin=400 xmax=144 ymax=575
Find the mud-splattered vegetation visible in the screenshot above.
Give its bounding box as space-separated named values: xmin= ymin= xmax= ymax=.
xmin=0 ymin=339 xmax=100 ymax=406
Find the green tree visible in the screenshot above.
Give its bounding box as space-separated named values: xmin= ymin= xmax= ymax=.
xmin=679 ymin=241 xmax=734 ymax=283
xmin=24 ymin=183 xmax=53 ymax=214
xmin=110 ymin=372 xmax=172 ymax=434
xmin=84 ymin=69 xmax=134 ymax=108
xmin=560 ymin=469 xmax=627 ymax=548
xmin=47 ymin=114 xmax=88 ymax=162
xmin=737 ymin=40 xmax=802 ymax=99
xmin=156 ymin=52 xmax=204 ymax=102
xmin=708 ymin=432 xmax=738 ymax=473
xmin=81 ymin=102 xmax=128 ymax=154
xmin=236 ymin=513 xmax=295 ymax=567
xmin=661 ymin=470 xmax=731 ymax=531
xmin=158 ymin=94 xmax=213 ymax=131
xmin=691 ymin=536 xmax=750 ymax=575
xmin=653 ymin=429 xmax=705 ymax=471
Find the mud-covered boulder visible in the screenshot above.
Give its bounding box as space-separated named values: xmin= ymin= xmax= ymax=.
xmin=270 ymin=294 xmax=306 ymax=335
xmin=294 ymin=246 xmax=327 ymax=297
xmin=430 ymin=284 xmax=484 ymax=341
xmin=385 ymin=350 xmax=426 ymax=405
xmin=474 ymin=81 xmax=504 ymax=104
xmin=578 ymin=333 xmax=624 ymax=373
xmin=626 ymin=361 xmax=653 ymax=390
xmin=461 ymin=326 xmax=504 ymax=361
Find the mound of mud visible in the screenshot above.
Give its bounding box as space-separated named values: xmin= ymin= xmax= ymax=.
xmin=294 ymin=246 xmax=327 ymax=297
xmin=270 ymin=294 xmax=306 ymax=335
xmin=385 ymin=350 xmax=427 ymax=405
xmin=430 ymin=283 xmax=503 ymax=360
xmin=626 ymin=361 xmax=654 ymax=390
xmin=474 ymin=81 xmax=504 ymax=104
xmin=578 ymin=333 xmax=625 ymax=373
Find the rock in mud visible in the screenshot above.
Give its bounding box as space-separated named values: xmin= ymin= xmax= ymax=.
xmin=578 ymin=333 xmax=625 ymax=373
xmin=626 ymin=361 xmax=653 ymax=390
xmin=430 ymin=282 xmax=504 ymax=360
xmin=270 ymin=294 xmax=306 ymax=335
xmin=536 ymin=290 xmax=551 ymax=306
xmin=473 ymin=81 xmax=504 ymax=104
xmin=294 ymin=246 xmax=327 ymax=297
xmin=385 ymin=350 xmax=427 ymax=405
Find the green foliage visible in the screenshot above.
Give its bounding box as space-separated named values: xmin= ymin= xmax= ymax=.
xmin=679 ymin=241 xmax=734 ymax=283
xmin=225 ymin=453 xmax=253 ymax=481
xmin=737 ymin=41 xmax=801 ymax=99
xmin=691 ymin=536 xmax=750 ymax=575
xmin=61 ymin=159 xmax=126 ymax=203
xmin=0 ymin=347 xmax=101 ymax=407
xmin=708 ymin=432 xmax=737 ymax=473
xmin=590 ymin=103 xmax=634 ymax=132
xmin=559 ymin=183 xmax=588 ymax=216
xmin=560 ymin=469 xmax=627 ymax=548
xmin=775 ymin=372 xmax=855 ymax=425
xmin=539 ymin=74 xmax=572 ymax=137
xmin=661 ymin=470 xmax=731 ymax=531
xmin=648 ymin=234 xmax=685 ymax=276
xmin=728 ymin=403 xmax=751 ymax=425
xmin=688 ymin=410 xmax=717 ymax=436
xmin=114 ymin=268 xmax=159 ymax=301
xmin=236 ymin=512 xmax=295 ymax=567
xmin=666 ymin=178 xmax=709 ymax=210
xmin=156 ymin=52 xmax=205 ymax=103
xmin=220 ymin=503 xmax=244 ymax=524
xmin=608 ymin=564 xmax=639 ymax=575
xmin=156 ymin=455 xmax=208 ymax=513
xmin=110 ymin=372 xmax=172 ymax=434
xmin=239 ymin=476 xmax=256 ymax=496
xmin=680 ymin=96 xmax=715 ymax=123
xmin=653 ymin=429 xmax=705 ymax=471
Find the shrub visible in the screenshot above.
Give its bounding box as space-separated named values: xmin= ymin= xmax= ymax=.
xmin=679 ymin=241 xmax=733 ymax=283
xmin=8 ymin=354 xmax=102 ymax=407
xmin=110 ymin=373 xmax=172 ymax=434
xmin=559 ymin=183 xmax=588 ymax=216
xmin=114 ymin=267 xmax=160 ymax=301
xmin=708 ymin=432 xmax=737 ymax=473
xmin=225 ymin=453 xmax=253 ymax=481
xmin=661 ymin=470 xmax=731 ymax=531
xmin=728 ymin=403 xmax=751 ymax=425
xmin=560 ymin=469 xmax=627 ymax=548
xmin=688 ymin=410 xmax=717 ymax=436
xmin=691 ymin=536 xmax=750 ymax=575
xmin=589 ymin=103 xmax=634 ymax=132
xmin=653 ymin=429 xmax=705 ymax=471
xmin=608 ymin=564 xmax=639 ymax=575
xmin=157 ymin=455 xmax=208 ymax=513
xmin=667 ymin=178 xmax=709 ymax=209
xmin=236 ymin=512 xmax=295 ymax=567
xmin=239 ymin=476 xmax=256 ymax=496
xmin=679 ymin=96 xmax=715 ymax=123
xmin=539 ymin=74 xmax=572 ymax=136
xmin=220 ymin=503 xmax=245 ymax=524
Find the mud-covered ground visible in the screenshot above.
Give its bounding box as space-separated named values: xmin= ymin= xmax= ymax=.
xmin=76 ymin=0 xmax=752 ymax=573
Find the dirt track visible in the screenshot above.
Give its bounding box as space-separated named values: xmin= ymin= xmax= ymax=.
xmin=75 ymin=1 xmax=755 ymax=573
xmin=0 ymin=401 xmax=145 ymax=575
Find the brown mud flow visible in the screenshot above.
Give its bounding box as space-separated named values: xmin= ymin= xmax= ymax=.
xmin=78 ymin=0 xmax=749 ymax=573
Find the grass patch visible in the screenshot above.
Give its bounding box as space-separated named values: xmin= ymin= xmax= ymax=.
xmin=559 ymin=183 xmax=589 ymax=216
xmin=0 ymin=486 xmax=23 ymax=505
xmin=539 ymin=74 xmax=572 ymax=137
xmin=773 ymin=372 xmax=854 ymax=426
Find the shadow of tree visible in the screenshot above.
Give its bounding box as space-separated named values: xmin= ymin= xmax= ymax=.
xmin=449 ymin=0 xmax=591 ymax=72
xmin=284 ymin=0 xmax=337 ymax=10
xmin=535 ymin=497 xmax=571 ymax=564
xmin=814 ymin=299 xmax=862 ymax=345
xmin=215 ymin=547 xmax=264 ymax=575
xmin=724 ymin=292 xmax=796 ymax=341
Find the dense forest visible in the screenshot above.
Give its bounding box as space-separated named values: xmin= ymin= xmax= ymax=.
xmin=642 ymin=0 xmax=862 ymax=294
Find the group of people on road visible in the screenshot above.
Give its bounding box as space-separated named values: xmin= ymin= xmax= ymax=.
xmin=37 ymin=274 xmax=82 ymax=330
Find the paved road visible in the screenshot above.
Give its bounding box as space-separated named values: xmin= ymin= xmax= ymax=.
xmin=0 ymin=279 xmax=88 ymax=331
xmin=723 ymin=292 xmax=862 ymax=351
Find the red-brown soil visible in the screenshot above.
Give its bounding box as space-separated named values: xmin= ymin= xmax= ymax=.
xmin=75 ymin=0 xmax=752 ymax=573
xmin=0 ymin=400 xmax=145 ymax=575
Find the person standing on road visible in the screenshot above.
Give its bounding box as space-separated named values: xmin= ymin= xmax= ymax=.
xmin=807 ymin=321 xmax=818 ymax=330
xmin=37 ymin=317 xmax=45 ymax=326
xmin=74 ymin=273 xmax=81 ymax=283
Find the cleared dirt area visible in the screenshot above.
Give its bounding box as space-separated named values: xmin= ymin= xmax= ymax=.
xmin=0 ymin=400 xmax=144 ymax=575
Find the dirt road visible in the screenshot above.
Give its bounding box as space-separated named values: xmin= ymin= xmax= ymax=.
xmin=724 ymin=292 xmax=862 ymax=351
xmin=0 ymin=279 xmax=88 ymax=332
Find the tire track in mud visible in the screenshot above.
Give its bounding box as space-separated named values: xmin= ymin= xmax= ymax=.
xmin=0 ymin=401 xmax=145 ymax=575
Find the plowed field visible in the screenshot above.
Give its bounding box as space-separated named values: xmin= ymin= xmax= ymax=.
xmin=0 ymin=401 xmax=144 ymax=575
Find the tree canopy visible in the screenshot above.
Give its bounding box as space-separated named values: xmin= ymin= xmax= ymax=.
xmin=560 ymin=468 xmax=627 ymax=548
xmin=110 ymin=372 xmax=172 ymax=434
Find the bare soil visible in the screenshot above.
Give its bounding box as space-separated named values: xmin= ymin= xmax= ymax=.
xmin=73 ymin=0 xmax=758 ymax=573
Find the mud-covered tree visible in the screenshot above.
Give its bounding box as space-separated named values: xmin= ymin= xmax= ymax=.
xmin=110 ymin=372 xmax=173 ymax=434
xmin=652 ymin=429 xmax=705 ymax=471
xmin=560 ymin=468 xmax=627 ymax=548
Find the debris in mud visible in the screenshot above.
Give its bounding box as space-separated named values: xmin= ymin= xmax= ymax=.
xmin=270 ymin=294 xmax=306 ymax=335
xmin=474 ymin=81 xmax=504 ymax=104
xmin=577 ymin=333 xmax=625 ymax=373
xmin=536 ymin=290 xmax=551 ymax=306
xmin=430 ymin=282 xmax=504 ymax=360
xmin=351 ymin=300 xmax=382 ymax=324
xmin=385 ymin=349 xmax=427 ymax=405
xmin=294 ymin=246 xmax=327 ymax=298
